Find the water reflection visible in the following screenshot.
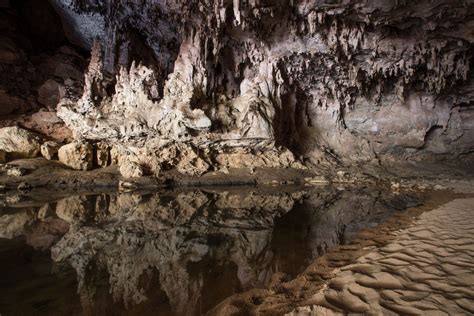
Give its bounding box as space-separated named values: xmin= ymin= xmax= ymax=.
xmin=0 ymin=187 xmax=417 ymax=315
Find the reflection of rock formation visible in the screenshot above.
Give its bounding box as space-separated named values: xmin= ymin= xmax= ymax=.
xmin=0 ymin=188 xmax=417 ymax=315
xmin=50 ymin=189 xmax=301 ymax=316
xmin=271 ymin=190 xmax=418 ymax=276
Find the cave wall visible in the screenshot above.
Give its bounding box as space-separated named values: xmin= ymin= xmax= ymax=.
xmin=0 ymin=0 xmax=87 ymax=141
xmin=2 ymin=0 xmax=474 ymax=167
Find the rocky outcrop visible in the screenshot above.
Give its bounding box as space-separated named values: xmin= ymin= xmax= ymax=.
xmin=0 ymin=0 xmax=85 ymax=117
xmin=0 ymin=126 xmax=41 ymax=158
xmin=0 ymin=1 xmax=473 ymax=178
xmin=58 ymin=141 xmax=93 ymax=170
xmin=46 ymin=0 xmax=474 ymax=171
xmin=0 ymin=89 xmax=28 ymax=116
xmin=0 ymin=149 xmax=6 ymax=163
xmin=0 ymin=1 xmax=85 ymax=153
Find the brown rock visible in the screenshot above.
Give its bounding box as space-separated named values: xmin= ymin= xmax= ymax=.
xmin=0 ymin=36 xmax=24 ymax=64
xmin=37 ymin=79 xmax=65 ymax=109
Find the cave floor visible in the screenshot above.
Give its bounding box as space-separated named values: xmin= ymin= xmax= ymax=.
xmin=0 ymin=157 xmax=473 ymax=193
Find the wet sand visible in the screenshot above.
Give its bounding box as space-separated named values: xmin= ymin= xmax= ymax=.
xmin=289 ymin=197 xmax=474 ymax=315
xmin=209 ymin=190 xmax=473 ymax=315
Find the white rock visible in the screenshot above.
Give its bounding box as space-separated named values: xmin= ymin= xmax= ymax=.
xmin=0 ymin=126 xmax=41 ymax=159
xmin=58 ymin=141 xmax=93 ymax=171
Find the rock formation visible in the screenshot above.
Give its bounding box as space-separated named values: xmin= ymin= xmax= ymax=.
xmin=50 ymin=0 xmax=474 ymax=171
xmin=0 ymin=1 xmax=472 ymax=177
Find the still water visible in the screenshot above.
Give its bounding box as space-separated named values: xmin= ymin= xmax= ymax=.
xmin=0 ymin=186 xmax=418 ymax=315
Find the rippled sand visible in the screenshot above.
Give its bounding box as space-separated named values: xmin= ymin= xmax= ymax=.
xmin=290 ymin=198 xmax=474 ymax=315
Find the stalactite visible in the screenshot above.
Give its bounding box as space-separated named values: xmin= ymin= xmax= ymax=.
xmin=46 ymin=0 xmax=474 ymax=165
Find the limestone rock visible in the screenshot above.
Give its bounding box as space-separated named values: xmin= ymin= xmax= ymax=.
xmin=41 ymin=141 xmax=60 ymax=160
xmin=0 ymin=211 xmax=35 ymax=239
xmin=58 ymin=141 xmax=93 ymax=171
xmin=17 ymin=182 xmax=31 ymax=191
xmin=176 ymin=146 xmax=209 ymax=176
xmin=119 ymin=160 xmax=144 ymax=179
xmin=50 ymin=0 xmax=474 ymax=166
xmin=0 ymin=126 xmax=41 ymax=159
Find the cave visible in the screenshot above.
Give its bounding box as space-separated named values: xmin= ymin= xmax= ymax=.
xmin=0 ymin=1 xmax=473 ymax=315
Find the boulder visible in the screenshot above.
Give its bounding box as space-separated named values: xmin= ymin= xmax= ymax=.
xmin=119 ymin=160 xmax=144 ymax=178
xmin=58 ymin=141 xmax=93 ymax=171
xmin=41 ymin=141 xmax=60 ymax=160
xmin=0 ymin=126 xmax=41 ymax=159
xmin=19 ymin=111 xmax=73 ymax=143
xmin=38 ymin=52 xmax=84 ymax=82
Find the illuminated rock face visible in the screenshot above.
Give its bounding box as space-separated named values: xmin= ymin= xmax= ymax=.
xmin=48 ymin=0 xmax=474 ymax=166
xmin=0 ymin=1 xmax=472 ymax=175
